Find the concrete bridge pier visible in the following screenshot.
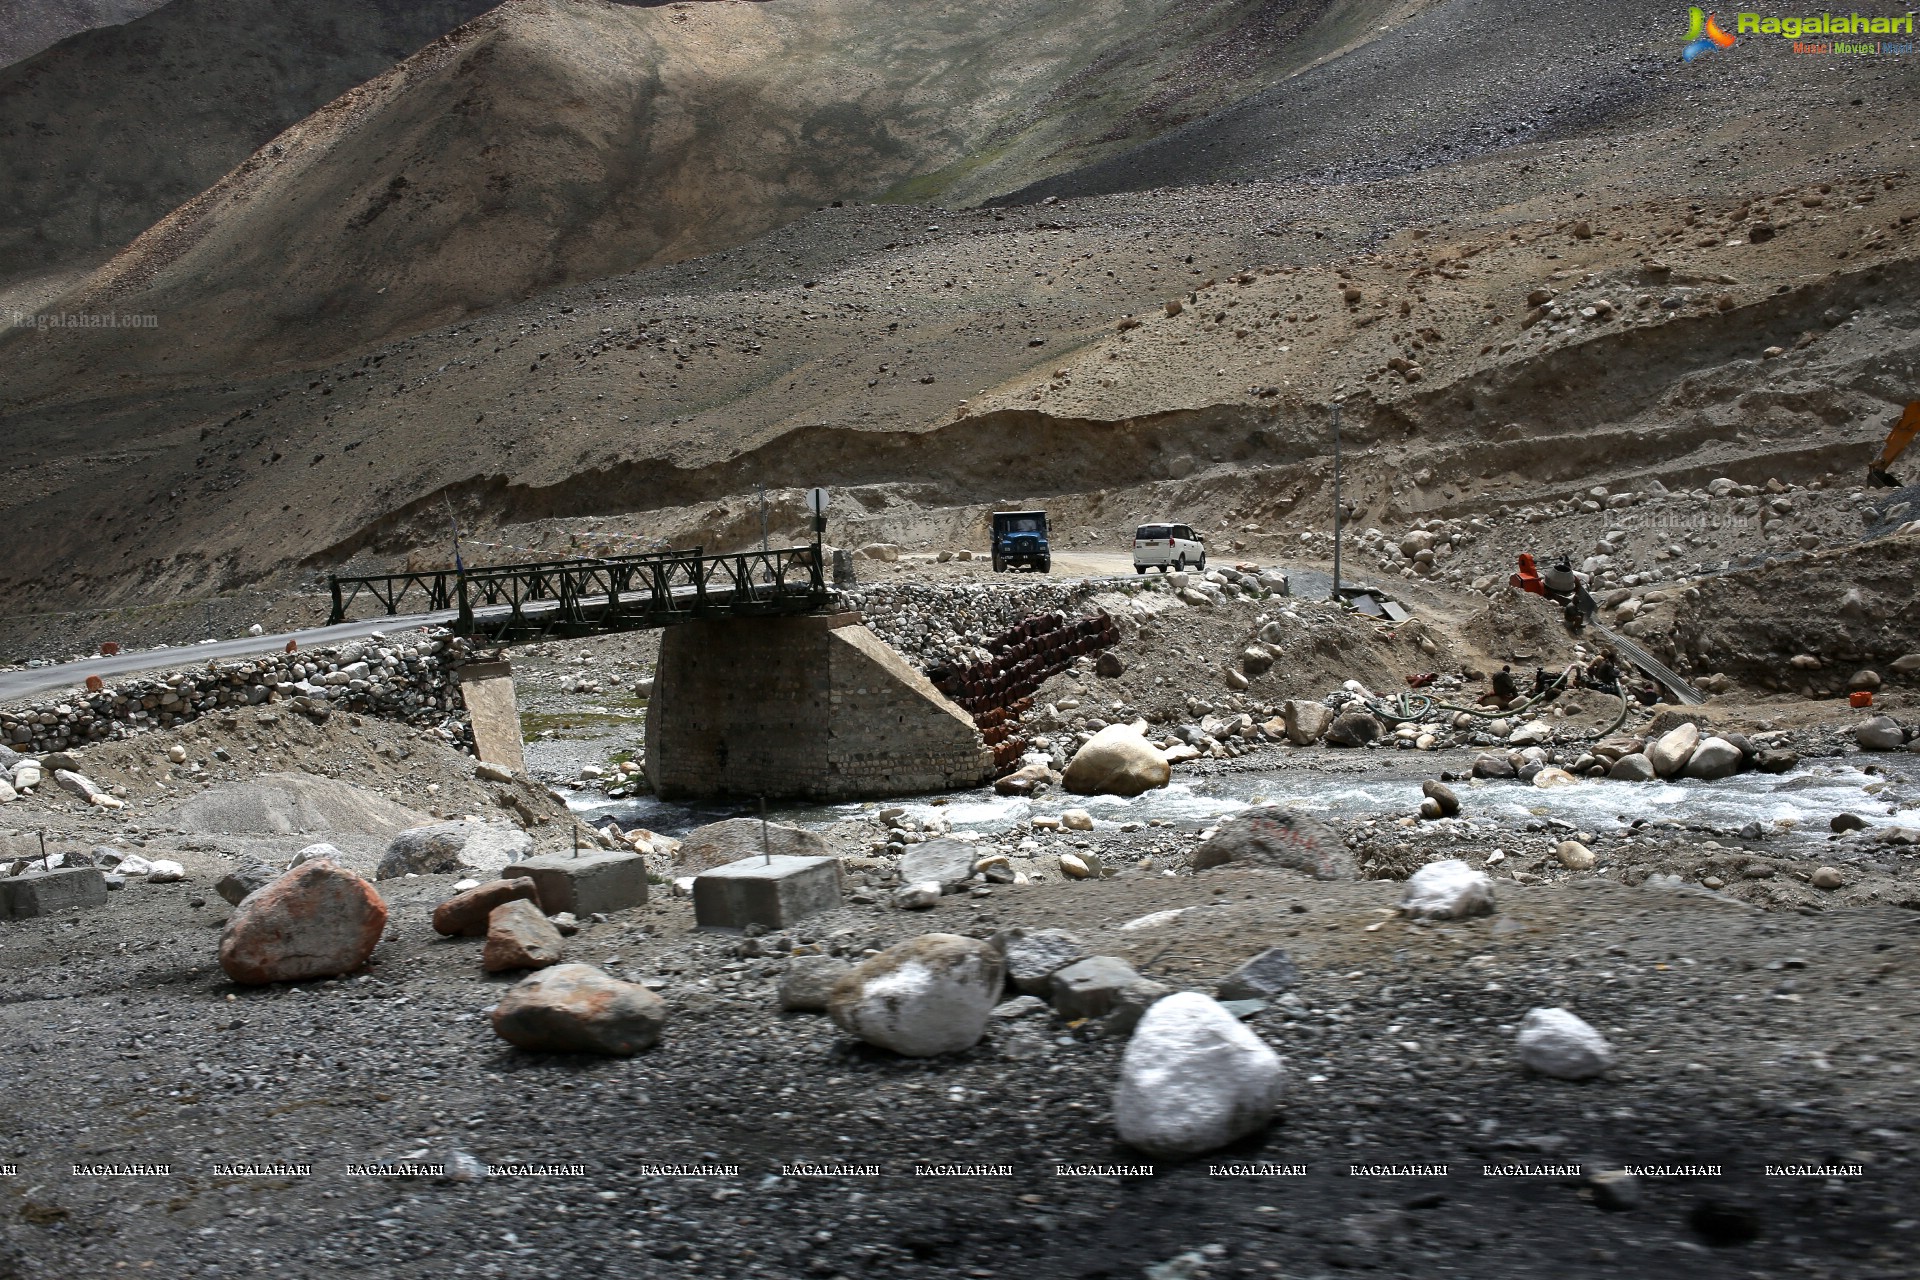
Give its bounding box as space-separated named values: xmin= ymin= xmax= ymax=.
xmin=643 ymin=613 xmax=992 ymax=802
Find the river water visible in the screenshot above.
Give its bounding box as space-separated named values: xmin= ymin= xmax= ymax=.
xmin=570 ymin=754 xmax=1912 ymax=849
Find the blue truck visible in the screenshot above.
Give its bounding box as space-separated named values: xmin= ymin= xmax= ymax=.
xmin=990 ymin=510 xmax=1051 ymax=573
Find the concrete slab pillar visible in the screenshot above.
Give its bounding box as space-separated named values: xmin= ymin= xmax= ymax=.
xmin=692 ymin=855 xmax=843 ymax=932
xmin=644 ymin=613 xmax=991 ymax=802
xmin=458 ymin=660 xmax=526 ymax=772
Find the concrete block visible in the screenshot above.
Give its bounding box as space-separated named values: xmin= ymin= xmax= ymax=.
xmin=502 ymin=852 xmax=647 ymax=916
xmin=1 ymin=867 xmax=109 ymax=919
xmin=693 ymin=855 xmax=842 ymax=932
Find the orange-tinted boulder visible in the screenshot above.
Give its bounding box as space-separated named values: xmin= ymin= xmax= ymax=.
xmin=218 ymin=859 xmax=386 ymax=985
xmin=432 ymin=877 xmax=541 ymax=937
xmin=482 ymin=899 xmax=565 ymax=972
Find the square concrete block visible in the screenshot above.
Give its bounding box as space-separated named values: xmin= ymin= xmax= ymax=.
xmin=502 ymin=852 xmax=648 ymax=916
xmin=0 ymin=867 xmax=109 ymax=920
xmin=693 ymin=855 xmax=843 ymax=932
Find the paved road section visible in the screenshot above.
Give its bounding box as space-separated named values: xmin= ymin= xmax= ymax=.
xmin=0 ymin=611 xmax=454 ymax=703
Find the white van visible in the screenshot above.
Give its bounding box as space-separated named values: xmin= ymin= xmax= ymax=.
xmin=1132 ymin=522 xmax=1207 ymax=573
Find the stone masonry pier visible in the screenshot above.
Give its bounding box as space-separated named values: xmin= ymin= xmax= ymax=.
xmin=643 ymin=614 xmax=992 ymax=802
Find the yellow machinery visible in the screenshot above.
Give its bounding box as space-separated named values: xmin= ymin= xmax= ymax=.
xmin=1870 ymin=401 xmax=1920 ymax=487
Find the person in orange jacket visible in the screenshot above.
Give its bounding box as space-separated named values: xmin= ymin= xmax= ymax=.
xmin=1509 ymin=553 xmax=1546 ymax=597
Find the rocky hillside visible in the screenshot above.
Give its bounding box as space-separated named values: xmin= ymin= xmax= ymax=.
xmin=0 ymin=0 xmax=166 ymax=68
xmin=0 ymin=0 xmax=1915 ymax=617
xmin=0 ymin=0 xmax=499 ymax=300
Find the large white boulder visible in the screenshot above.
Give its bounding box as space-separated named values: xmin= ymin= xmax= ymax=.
xmin=1647 ymin=722 xmax=1700 ymax=778
xmin=1113 ymin=992 xmax=1284 ymax=1158
xmin=827 ymin=934 xmax=1004 ymax=1057
xmin=1516 ymin=1007 xmax=1614 ymax=1080
xmin=1401 ymin=859 xmax=1495 ymax=919
xmin=1682 ymin=736 xmax=1743 ymax=780
xmin=1063 ymin=724 xmax=1171 ymax=797
xmin=1855 ymin=716 xmax=1907 ymax=752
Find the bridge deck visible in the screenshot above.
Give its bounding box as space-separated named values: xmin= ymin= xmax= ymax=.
xmin=328 ymin=545 xmax=829 ymax=643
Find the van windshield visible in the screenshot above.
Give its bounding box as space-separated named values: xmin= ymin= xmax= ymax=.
xmin=1135 ymin=525 xmax=1173 ymax=539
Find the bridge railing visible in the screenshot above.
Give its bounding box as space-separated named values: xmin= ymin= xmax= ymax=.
xmin=326 ymin=546 xmax=700 ymax=625
xmin=319 ymin=543 xmax=827 ymax=640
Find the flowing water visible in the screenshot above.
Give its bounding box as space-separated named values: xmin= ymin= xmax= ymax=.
xmin=571 ymin=754 xmax=1913 ymax=850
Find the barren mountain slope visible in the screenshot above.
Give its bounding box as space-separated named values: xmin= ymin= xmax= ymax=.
xmin=0 ymin=0 xmax=1915 ymax=615
xmin=0 ymin=0 xmax=1409 ymax=397
xmin=0 ymin=0 xmax=165 ymax=68
xmin=0 ymin=0 xmax=500 ymax=297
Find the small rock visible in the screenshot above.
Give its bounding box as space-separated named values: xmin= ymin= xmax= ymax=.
xmin=1215 ymin=948 xmax=1298 ymax=1001
xmin=432 ymin=878 xmax=542 ymax=937
xmin=1059 ymin=852 xmax=1094 ymax=880
xmin=289 ymin=842 xmax=343 ymax=869
xmin=1059 ymin=808 xmax=1094 ymax=831
xmin=1191 ymin=806 xmax=1353 ymax=880
xmin=1402 ymin=859 xmax=1495 ymax=920
xmin=1829 ymin=813 xmax=1868 ymax=834
xmin=215 ymin=858 xmax=277 ymax=907
xmin=1005 ymin=928 xmax=1090 ymax=994
xmin=1516 ymin=1007 xmax=1613 ymax=1079
xmin=1323 ymin=710 xmax=1383 ymax=748
xmin=1810 ymin=866 xmax=1845 ymax=890
xmin=894 ymin=882 xmax=941 ymax=910
xmin=778 ymin=955 xmax=852 ymax=1012
xmin=1049 ymin=955 xmax=1141 ymax=1021
xmin=897 ymin=839 xmax=979 ymax=893
xmin=1103 ymin=977 xmax=1173 ymax=1035
xmin=490 ymin=964 xmax=665 ymax=1055
xmin=1421 ymin=780 xmax=1460 ymax=817
xmin=482 ymin=899 xmax=566 ymax=972
xmin=145 ymin=860 xmax=186 ymax=883
xmin=1472 ymin=753 xmax=1518 ymax=779
xmin=1608 ymin=752 xmax=1656 ymax=782
xmin=1554 ymin=840 xmax=1595 ymax=871
xmin=827 ymin=933 xmax=1005 ymax=1057
xmin=1095 ymin=651 xmax=1126 ymax=678
xmin=1113 ymin=993 xmax=1284 ymax=1158
xmin=1281 ymin=700 xmax=1333 ymax=745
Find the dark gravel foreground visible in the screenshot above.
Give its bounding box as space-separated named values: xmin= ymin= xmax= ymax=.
xmin=2 ymin=856 xmax=1916 ymax=1280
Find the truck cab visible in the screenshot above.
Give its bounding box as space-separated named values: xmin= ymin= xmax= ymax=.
xmin=990 ymin=510 xmax=1051 ymax=573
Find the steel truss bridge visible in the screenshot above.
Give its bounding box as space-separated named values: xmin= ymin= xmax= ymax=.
xmin=327 ymin=544 xmax=830 ymax=644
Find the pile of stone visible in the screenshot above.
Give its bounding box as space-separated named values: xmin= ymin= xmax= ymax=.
xmin=0 ymin=632 xmax=475 ymax=757
xmin=1157 ymin=566 xmax=1289 ymax=610
xmin=0 ymin=748 xmax=127 ymax=809
xmin=840 ymin=581 xmax=1121 ymax=670
xmin=1363 ymin=518 xmax=1483 ymax=584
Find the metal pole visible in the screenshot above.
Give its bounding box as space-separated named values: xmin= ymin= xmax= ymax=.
xmin=759 ymin=484 xmax=769 ymax=555
xmin=760 ymin=795 xmax=771 ymax=865
xmin=1330 ymin=401 xmax=1343 ymax=604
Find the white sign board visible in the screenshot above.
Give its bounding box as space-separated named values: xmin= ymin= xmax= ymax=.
xmin=807 ymin=487 xmax=830 ymax=516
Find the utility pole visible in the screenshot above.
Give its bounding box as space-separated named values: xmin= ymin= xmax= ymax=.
xmin=1329 ymin=400 xmax=1344 ymax=604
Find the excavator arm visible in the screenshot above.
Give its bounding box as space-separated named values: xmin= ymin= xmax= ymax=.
xmin=1869 ymin=401 xmax=1920 ymax=486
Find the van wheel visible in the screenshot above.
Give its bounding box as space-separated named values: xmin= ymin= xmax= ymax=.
xmin=1174 ymin=555 xmax=1186 ymax=572
xmin=1134 ymin=565 xmax=1147 ymax=574
xmin=1196 ymin=554 xmax=1207 ymax=571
